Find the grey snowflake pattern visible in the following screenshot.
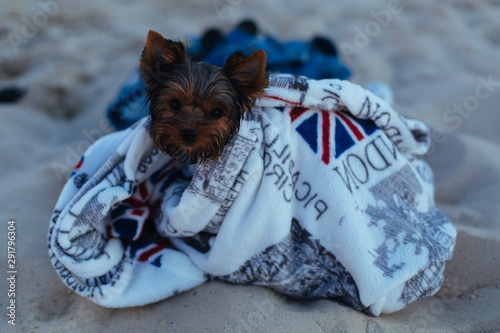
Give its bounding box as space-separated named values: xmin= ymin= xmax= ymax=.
xmin=399 ymin=261 xmax=445 ymax=305
xmin=365 ymin=165 xmax=454 ymax=278
xmin=217 ymin=218 xmax=365 ymax=311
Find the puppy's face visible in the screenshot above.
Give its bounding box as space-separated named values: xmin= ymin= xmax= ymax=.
xmin=139 ymin=30 xmax=269 ymax=164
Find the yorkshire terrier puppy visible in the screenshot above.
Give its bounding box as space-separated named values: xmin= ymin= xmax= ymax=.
xmin=139 ymin=30 xmax=269 ymax=164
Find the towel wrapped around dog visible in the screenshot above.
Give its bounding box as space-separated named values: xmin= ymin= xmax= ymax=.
xmin=48 ymin=74 xmax=456 ymax=316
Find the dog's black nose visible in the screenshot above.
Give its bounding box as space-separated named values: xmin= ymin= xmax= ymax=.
xmin=180 ymin=128 xmax=198 ymax=144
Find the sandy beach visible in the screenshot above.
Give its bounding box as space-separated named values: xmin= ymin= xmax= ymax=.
xmin=1 ymin=0 xmax=499 ymax=331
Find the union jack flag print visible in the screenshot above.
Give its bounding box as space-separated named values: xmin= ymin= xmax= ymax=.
xmin=106 ymin=167 xmax=180 ymax=267
xmin=288 ymin=107 xmax=379 ymax=165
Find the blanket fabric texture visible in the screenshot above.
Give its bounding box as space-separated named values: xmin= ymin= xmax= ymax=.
xmin=48 ymin=74 xmax=456 ymax=316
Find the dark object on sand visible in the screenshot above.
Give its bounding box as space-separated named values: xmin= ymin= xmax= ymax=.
xmin=0 ymin=87 xmax=26 ymax=103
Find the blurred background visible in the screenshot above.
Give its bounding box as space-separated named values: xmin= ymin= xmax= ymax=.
xmin=1 ymin=0 xmax=499 ymax=331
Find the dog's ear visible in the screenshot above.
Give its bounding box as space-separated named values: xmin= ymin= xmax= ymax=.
xmin=223 ymin=50 xmax=269 ymax=113
xmin=140 ymin=30 xmax=186 ymax=88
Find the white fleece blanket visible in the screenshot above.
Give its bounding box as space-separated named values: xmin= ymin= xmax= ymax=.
xmin=47 ymin=74 xmax=456 ymax=316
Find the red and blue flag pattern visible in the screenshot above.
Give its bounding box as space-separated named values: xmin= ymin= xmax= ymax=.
xmin=106 ymin=167 xmax=183 ymax=267
xmin=288 ymin=107 xmax=379 ymax=165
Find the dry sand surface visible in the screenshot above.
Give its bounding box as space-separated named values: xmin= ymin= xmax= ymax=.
xmin=1 ymin=0 xmax=499 ymax=332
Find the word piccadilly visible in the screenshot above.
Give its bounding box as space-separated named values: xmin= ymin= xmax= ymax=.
xmin=263 ymin=125 xmax=329 ymax=221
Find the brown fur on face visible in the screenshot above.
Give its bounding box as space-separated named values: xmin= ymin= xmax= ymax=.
xmin=139 ymin=30 xmax=269 ymax=164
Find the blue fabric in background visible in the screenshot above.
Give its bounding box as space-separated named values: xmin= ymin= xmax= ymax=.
xmin=107 ymin=20 xmax=351 ymax=130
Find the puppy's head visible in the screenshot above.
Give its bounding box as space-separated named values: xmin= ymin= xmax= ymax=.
xmin=139 ymin=30 xmax=268 ymax=164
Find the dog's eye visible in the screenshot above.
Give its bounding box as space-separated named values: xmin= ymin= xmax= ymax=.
xmin=170 ymin=99 xmax=181 ymax=111
xmin=209 ymin=108 xmax=222 ymax=119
